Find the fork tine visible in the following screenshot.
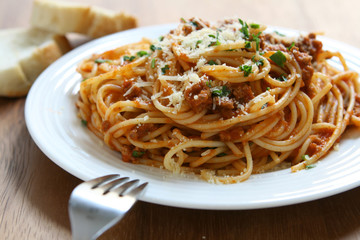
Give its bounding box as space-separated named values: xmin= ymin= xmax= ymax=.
xmin=86 ymin=174 xmax=120 ymax=188
xmin=111 ymin=179 xmax=139 ymax=195
xmin=97 ymin=177 xmax=129 ymax=194
xmin=126 ymin=182 xmax=148 ymax=198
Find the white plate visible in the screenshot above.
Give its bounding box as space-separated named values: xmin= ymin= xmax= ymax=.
xmin=25 ymin=23 xmax=360 ymax=210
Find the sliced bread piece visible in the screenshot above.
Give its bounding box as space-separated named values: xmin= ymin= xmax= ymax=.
xmin=31 ymin=0 xmax=137 ymax=38
xmin=0 ymin=28 xmax=70 ymax=97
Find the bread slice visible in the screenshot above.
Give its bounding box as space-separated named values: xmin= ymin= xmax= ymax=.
xmin=31 ymin=0 xmax=137 ymax=38
xmin=0 ymin=28 xmax=71 ymax=97
xmin=31 ymin=0 xmax=92 ymax=35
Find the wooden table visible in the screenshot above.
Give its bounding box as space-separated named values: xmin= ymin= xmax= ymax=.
xmin=1 ymin=0 xmax=360 ymax=239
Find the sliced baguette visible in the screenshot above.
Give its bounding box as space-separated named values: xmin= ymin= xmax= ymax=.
xmin=0 ymin=28 xmax=70 ymax=97
xmin=31 ymin=0 xmax=137 ymax=38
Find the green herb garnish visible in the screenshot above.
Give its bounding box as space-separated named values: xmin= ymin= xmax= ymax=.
xmin=212 ymin=85 xmax=231 ymax=97
xmin=252 ymin=32 xmax=261 ymax=51
xmin=208 ymin=31 xmax=221 ymax=47
xmin=238 ymin=18 xmax=249 ymax=39
xmin=251 ymin=56 xmax=264 ymax=67
xmin=206 ymin=80 xmax=212 ymax=87
xmin=305 ymin=164 xmax=316 ymax=169
xmin=159 ymin=36 xmax=164 ymax=41
xmin=132 ymin=150 xmax=145 ymax=158
xmin=302 ymin=154 xmax=310 ymax=161
xmin=151 ymin=58 xmax=156 ymax=68
xmin=150 ymin=45 xmax=162 ymax=51
xmin=239 ymin=64 xmax=253 ymax=77
xmin=277 ymin=75 xmax=288 ymax=82
xmin=207 ymin=60 xmax=217 ymax=65
xmin=274 ymin=31 xmax=286 ymax=37
xmin=269 ymin=51 xmax=286 ymax=67
xmin=137 ymin=51 xmax=149 ymax=57
xmin=195 ymin=40 xmax=202 ymax=48
xmin=81 ymin=119 xmax=88 ymax=126
xmin=287 ymin=42 xmax=295 ymax=51
xmin=94 ymin=59 xmax=112 ymax=64
xmin=190 ymin=21 xmax=198 ymax=27
xmin=123 ymin=55 xmax=136 ymax=61
xmin=161 ymin=65 xmax=169 ymax=74
xmin=266 ymin=87 xmax=270 ymax=91
xmin=245 ymin=41 xmax=251 ymax=49
xmin=250 ymin=23 xmax=260 ymax=29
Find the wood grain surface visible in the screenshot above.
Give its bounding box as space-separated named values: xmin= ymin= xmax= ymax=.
xmin=1 ymin=0 xmax=360 ymax=239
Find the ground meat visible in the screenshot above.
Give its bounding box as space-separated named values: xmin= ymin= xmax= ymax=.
xmin=119 ymin=145 xmax=133 ymax=162
xmin=291 ymin=48 xmax=314 ymax=86
xmin=214 ymin=97 xmax=235 ymax=119
xmin=102 ymin=120 xmax=111 ymax=132
xmin=219 ymin=127 xmax=244 ymax=142
xmin=184 ymin=81 xmax=212 ymax=112
xmin=306 ymin=129 xmax=333 ymax=156
xmin=178 ymin=18 xmax=209 ymax=36
xmin=296 ymin=33 xmax=323 ymax=60
xmin=129 ymin=124 xmax=156 ymax=140
xmin=122 ymin=80 xmax=142 ymax=100
xmin=231 ymin=83 xmax=254 ymax=104
xmin=260 ymin=33 xmax=288 ymax=52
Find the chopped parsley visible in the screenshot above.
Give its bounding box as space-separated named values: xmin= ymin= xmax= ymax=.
xmin=302 ymin=154 xmax=310 ymax=161
xmin=269 ymin=51 xmax=286 ymax=67
xmin=239 ymin=64 xmax=253 ymax=77
xmin=123 ymin=55 xmax=136 ymax=61
xmin=137 ymin=51 xmax=149 ymax=57
xmin=195 ymin=40 xmax=202 ymax=48
xmin=251 ymin=56 xmax=264 ymax=66
xmin=287 ymin=42 xmax=295 ymax=51
xmin=261 ymin=102 xmax=268 ymax=109
xmin=245 ymin=41 xmax=251 ymax=49
xmin=206 ymin=80 xmax=212 ymax=87
xmin=161 ymin=65 xmax=169 ymax=74
xmin=81 ymin=119 xmax=88 ymax=126
xmin=207 ymin=60 xmax=217 ymax=65
xmin=190 ymin=21 xmax=198 ymax=27
xmin=132 ymin=150 xmax=145 ymax=158
xmin=266 ymin=87 xmax=271 ymax=91
xmin=208 ymin=31 xmax=221 ymax=47
xmin=238 ymin=18 xmax=249 ymax=39
xmin=305 ymin=164 xmax=316 ymax=169
xmin=94 ymin=59 xmax=112 ymax=64
xmin=159 ymin=36 xmax=164 ymax=41
xmin=250 ymin=23 xmax=260 ymax=29
xmin=212 ymin=85 xmax=231 ymax=97
xmin=150 ymin=44 xmax=162 ymax=51
xmin=180 ymin=17 xmax=187 ymax=23
xmin=277 ymin=75 xmax=288 ymax=82
xmin=274 ymin=31 xmax=286 ymax=37
xmin=252 ymin=32 xmax=261 ymax=51
xmin=151 ymin=58 xmax=156 ymax=68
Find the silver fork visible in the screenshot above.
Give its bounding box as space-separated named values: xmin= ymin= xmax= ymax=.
xmin=68 ymin=174 xmax=148 ymax=240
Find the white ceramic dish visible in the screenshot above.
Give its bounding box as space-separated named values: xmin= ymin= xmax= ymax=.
xmin=25 ymin=23 xmax=360 ymax=210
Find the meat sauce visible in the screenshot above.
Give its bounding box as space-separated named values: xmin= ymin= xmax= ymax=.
xmin=184 ymin=80 xmax=255 ymax=119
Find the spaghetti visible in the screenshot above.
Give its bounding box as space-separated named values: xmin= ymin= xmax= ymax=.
xmin=76 ymin=18 xmax=360 ymax=183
